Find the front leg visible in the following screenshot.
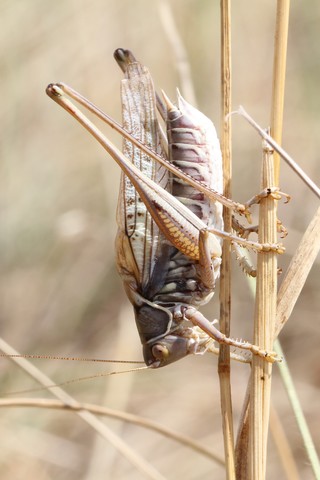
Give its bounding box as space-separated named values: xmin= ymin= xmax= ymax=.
xmin=184 ymin=307 xmax=281 ymax=363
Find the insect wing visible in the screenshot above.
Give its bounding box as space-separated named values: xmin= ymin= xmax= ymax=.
xmin=115 ymin=54 xmax=171 ymax=294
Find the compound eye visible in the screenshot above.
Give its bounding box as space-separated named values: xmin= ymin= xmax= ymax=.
xmin=151 ymin=344 xmax=169 ymax=361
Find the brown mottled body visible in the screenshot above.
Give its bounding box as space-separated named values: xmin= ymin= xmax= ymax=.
xmin=114 ymin=49 xmax=223 ymax=367
xmin=46 ymin=50 xmax=281 ymax=367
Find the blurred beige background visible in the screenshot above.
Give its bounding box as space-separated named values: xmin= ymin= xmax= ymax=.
xmin=1 ymin=1 xmax=319 ymax=479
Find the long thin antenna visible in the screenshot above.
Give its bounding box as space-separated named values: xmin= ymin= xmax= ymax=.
xmin=2 ymin=366 xmax=149 ymax=397
xmin=0 ymin=353 xmax=144 ymax=364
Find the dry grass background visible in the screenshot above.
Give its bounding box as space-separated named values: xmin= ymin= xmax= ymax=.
xmin=0 ymin=1 xmax=319 ymax=479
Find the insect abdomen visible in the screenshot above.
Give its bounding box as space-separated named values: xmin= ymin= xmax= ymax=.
xmin=166 ymin=91 xmax=223 ymax=234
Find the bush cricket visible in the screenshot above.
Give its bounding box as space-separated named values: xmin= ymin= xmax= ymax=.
xmin=46 ymin=49 xmax=284 ymax=368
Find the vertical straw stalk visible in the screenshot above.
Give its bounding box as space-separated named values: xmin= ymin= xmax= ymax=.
xmin=270 ymin=0 xmax=290 ymax=184
xmin=249 ymin=139 xmax=278 ymax=479
xmin=219 ymin=1 xmax=235 ymax=478
xmin=248 ymin=2 xmax=290 ymax=478
xmin=236 ymin=2 xmax=290 ymax=479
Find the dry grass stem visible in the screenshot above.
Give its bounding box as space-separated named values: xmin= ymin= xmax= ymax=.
xmin=235 ymin=172 xmax=319 ymax=480
xmin=0 ymin=397 xmax=224 ymax=465
xmin=218 ymin=1 xmax=235 ymax=478
xmin=236 ymin=4 xmax=291 ymax=476
xmin=249 ymin=141 xmax=278 ymax=479
xmin=247 ymin=6 xmax=290 ymax=474
xmin=270 ymin=0 xmax=291 ymax=182
xmin=236 ymin=107 xmax=320 ymax=199
xmin=235 ymin=386 xmax=250 ymax=477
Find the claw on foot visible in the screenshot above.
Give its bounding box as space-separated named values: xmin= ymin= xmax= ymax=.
xmin=235 ymin=203 xmax=252 ymax=224
xmin=249 ymin=344 xmax=282 ymax=363
xmin=232 ymin=217 xmax=259 ymax=239
xmin=245 ymin=187 xmax=291 ymax=209
xmin=260 ymin=242 xmax=285 ymax=254
xmin=277 ymin=219 xmax=288 ymax=238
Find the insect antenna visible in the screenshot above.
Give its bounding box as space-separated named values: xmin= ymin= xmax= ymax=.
xmin=0 ymin=353 xmax=144 ymax=364
xmin=1 ymin=353 xmax=147 ymax=396
xmin=1 ymin=358 xmax=148 ymax=397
